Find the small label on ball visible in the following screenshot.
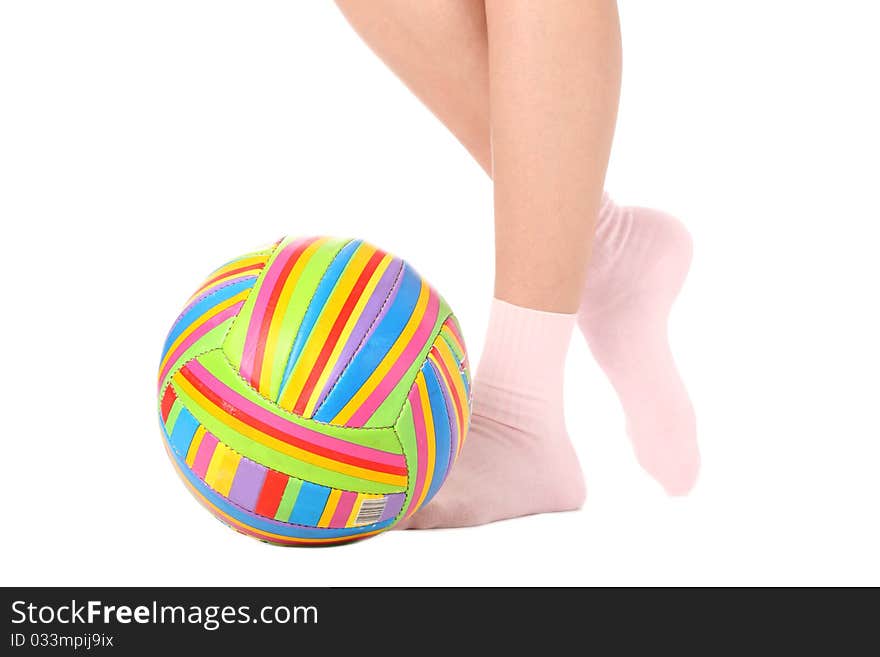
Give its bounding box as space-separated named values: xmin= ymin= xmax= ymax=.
xmin=354 ymin=497 xmax=387 ymax=526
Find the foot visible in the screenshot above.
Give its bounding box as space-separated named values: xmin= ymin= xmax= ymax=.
xmin=399 ymin=399 xmax=586 ymax=529
xmin=399 ymin=300 xmax=584 ymax=529
xmin=580 ymin=199 xmax=699 ymax=494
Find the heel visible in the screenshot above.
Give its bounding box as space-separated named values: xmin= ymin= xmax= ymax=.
xmin=629 ymin=207 xmax=693 ymax=301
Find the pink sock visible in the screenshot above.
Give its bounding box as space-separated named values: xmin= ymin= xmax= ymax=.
xmin=400 ymin=299 xmax=585 ymax=529
xmin=580 ymin=194 xmax=699 ymax=494
xmin=402 ymin=195 xmax=698 ymax=529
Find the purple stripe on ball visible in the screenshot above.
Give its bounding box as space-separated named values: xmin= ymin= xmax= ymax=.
xmin=227 ymin=458 xmax=268 ymax=511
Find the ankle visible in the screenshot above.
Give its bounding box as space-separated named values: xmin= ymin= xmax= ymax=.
xmin=470 ymin=381 xmax=565 ymax=436
xmin=591 ymin=194 xmax=633 ymax=279
xmin=475 ymin=299 xmax=574 ymax=431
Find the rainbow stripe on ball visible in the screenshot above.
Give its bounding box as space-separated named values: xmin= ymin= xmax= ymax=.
xmin=158 ymin=237 xmax=470 ymax=545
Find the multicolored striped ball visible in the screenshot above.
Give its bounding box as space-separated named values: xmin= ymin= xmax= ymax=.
xmin=158 ymin=237 xmax=471 ymax=545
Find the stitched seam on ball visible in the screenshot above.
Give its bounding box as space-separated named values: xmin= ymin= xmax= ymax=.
xmin=272 ymin=237 xmax=356 ymax=408
xmin=427 ymin=357 xmax=459 ymax=492
xmin=439 ymin=331 xmax=463 ymax=365
xmin=158 ymin=268 xmax=268 ymax=412
xmin=214 ymin=346 xmax=392 ymax=435
xmin=389 ymin=311 xmax=451 ymax=429
xmin=389 ymin=423 xmax=411 ymax=527
xmin=386 ymin=311 xmax=454 ymax=524
xmin=438 ymin=320 xmax=472 ymax=401
xmin=164 ymin=274 xmax=263 ymax=356
xmin=221 ymin=239 xmax=287 ymax=360
xmin=314 ymin=257 xmax=405 ymax=421
xmin=158 ymin=343 xmax=228 ymax=410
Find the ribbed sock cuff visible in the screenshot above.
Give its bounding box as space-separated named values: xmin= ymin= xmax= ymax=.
xmin=474 ymin=299 xmax=575 ymax=430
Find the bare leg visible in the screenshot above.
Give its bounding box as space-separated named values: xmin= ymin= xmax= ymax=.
xmin=336 ymin=1 xmax=699 ymax=519
xmin=334 ymin=0 xmax=493 ymax=173
xmin=487 ymin=0 xmax=619 ymax=312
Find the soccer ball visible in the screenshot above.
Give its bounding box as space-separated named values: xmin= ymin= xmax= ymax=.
xmin=158 ymin=237 xmax=471 ymax=545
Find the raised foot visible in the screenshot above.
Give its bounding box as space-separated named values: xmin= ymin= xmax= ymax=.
xmin=581 ymin=205 xmax=700 ymax=495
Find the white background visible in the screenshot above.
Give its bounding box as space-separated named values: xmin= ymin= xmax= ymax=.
xmin=1 ymin=1 xmax=878 ymax=586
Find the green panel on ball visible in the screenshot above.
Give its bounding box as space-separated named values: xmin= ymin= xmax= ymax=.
xmin=169 ymin=351 xmax=407 ymax=494
xmin=158 ymin=318 xmax=235 ymax=395
xmin=391 ymin=400 xmax=419 ymax=525
xmin=197 ymin=349 xmax=403 ymax=454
